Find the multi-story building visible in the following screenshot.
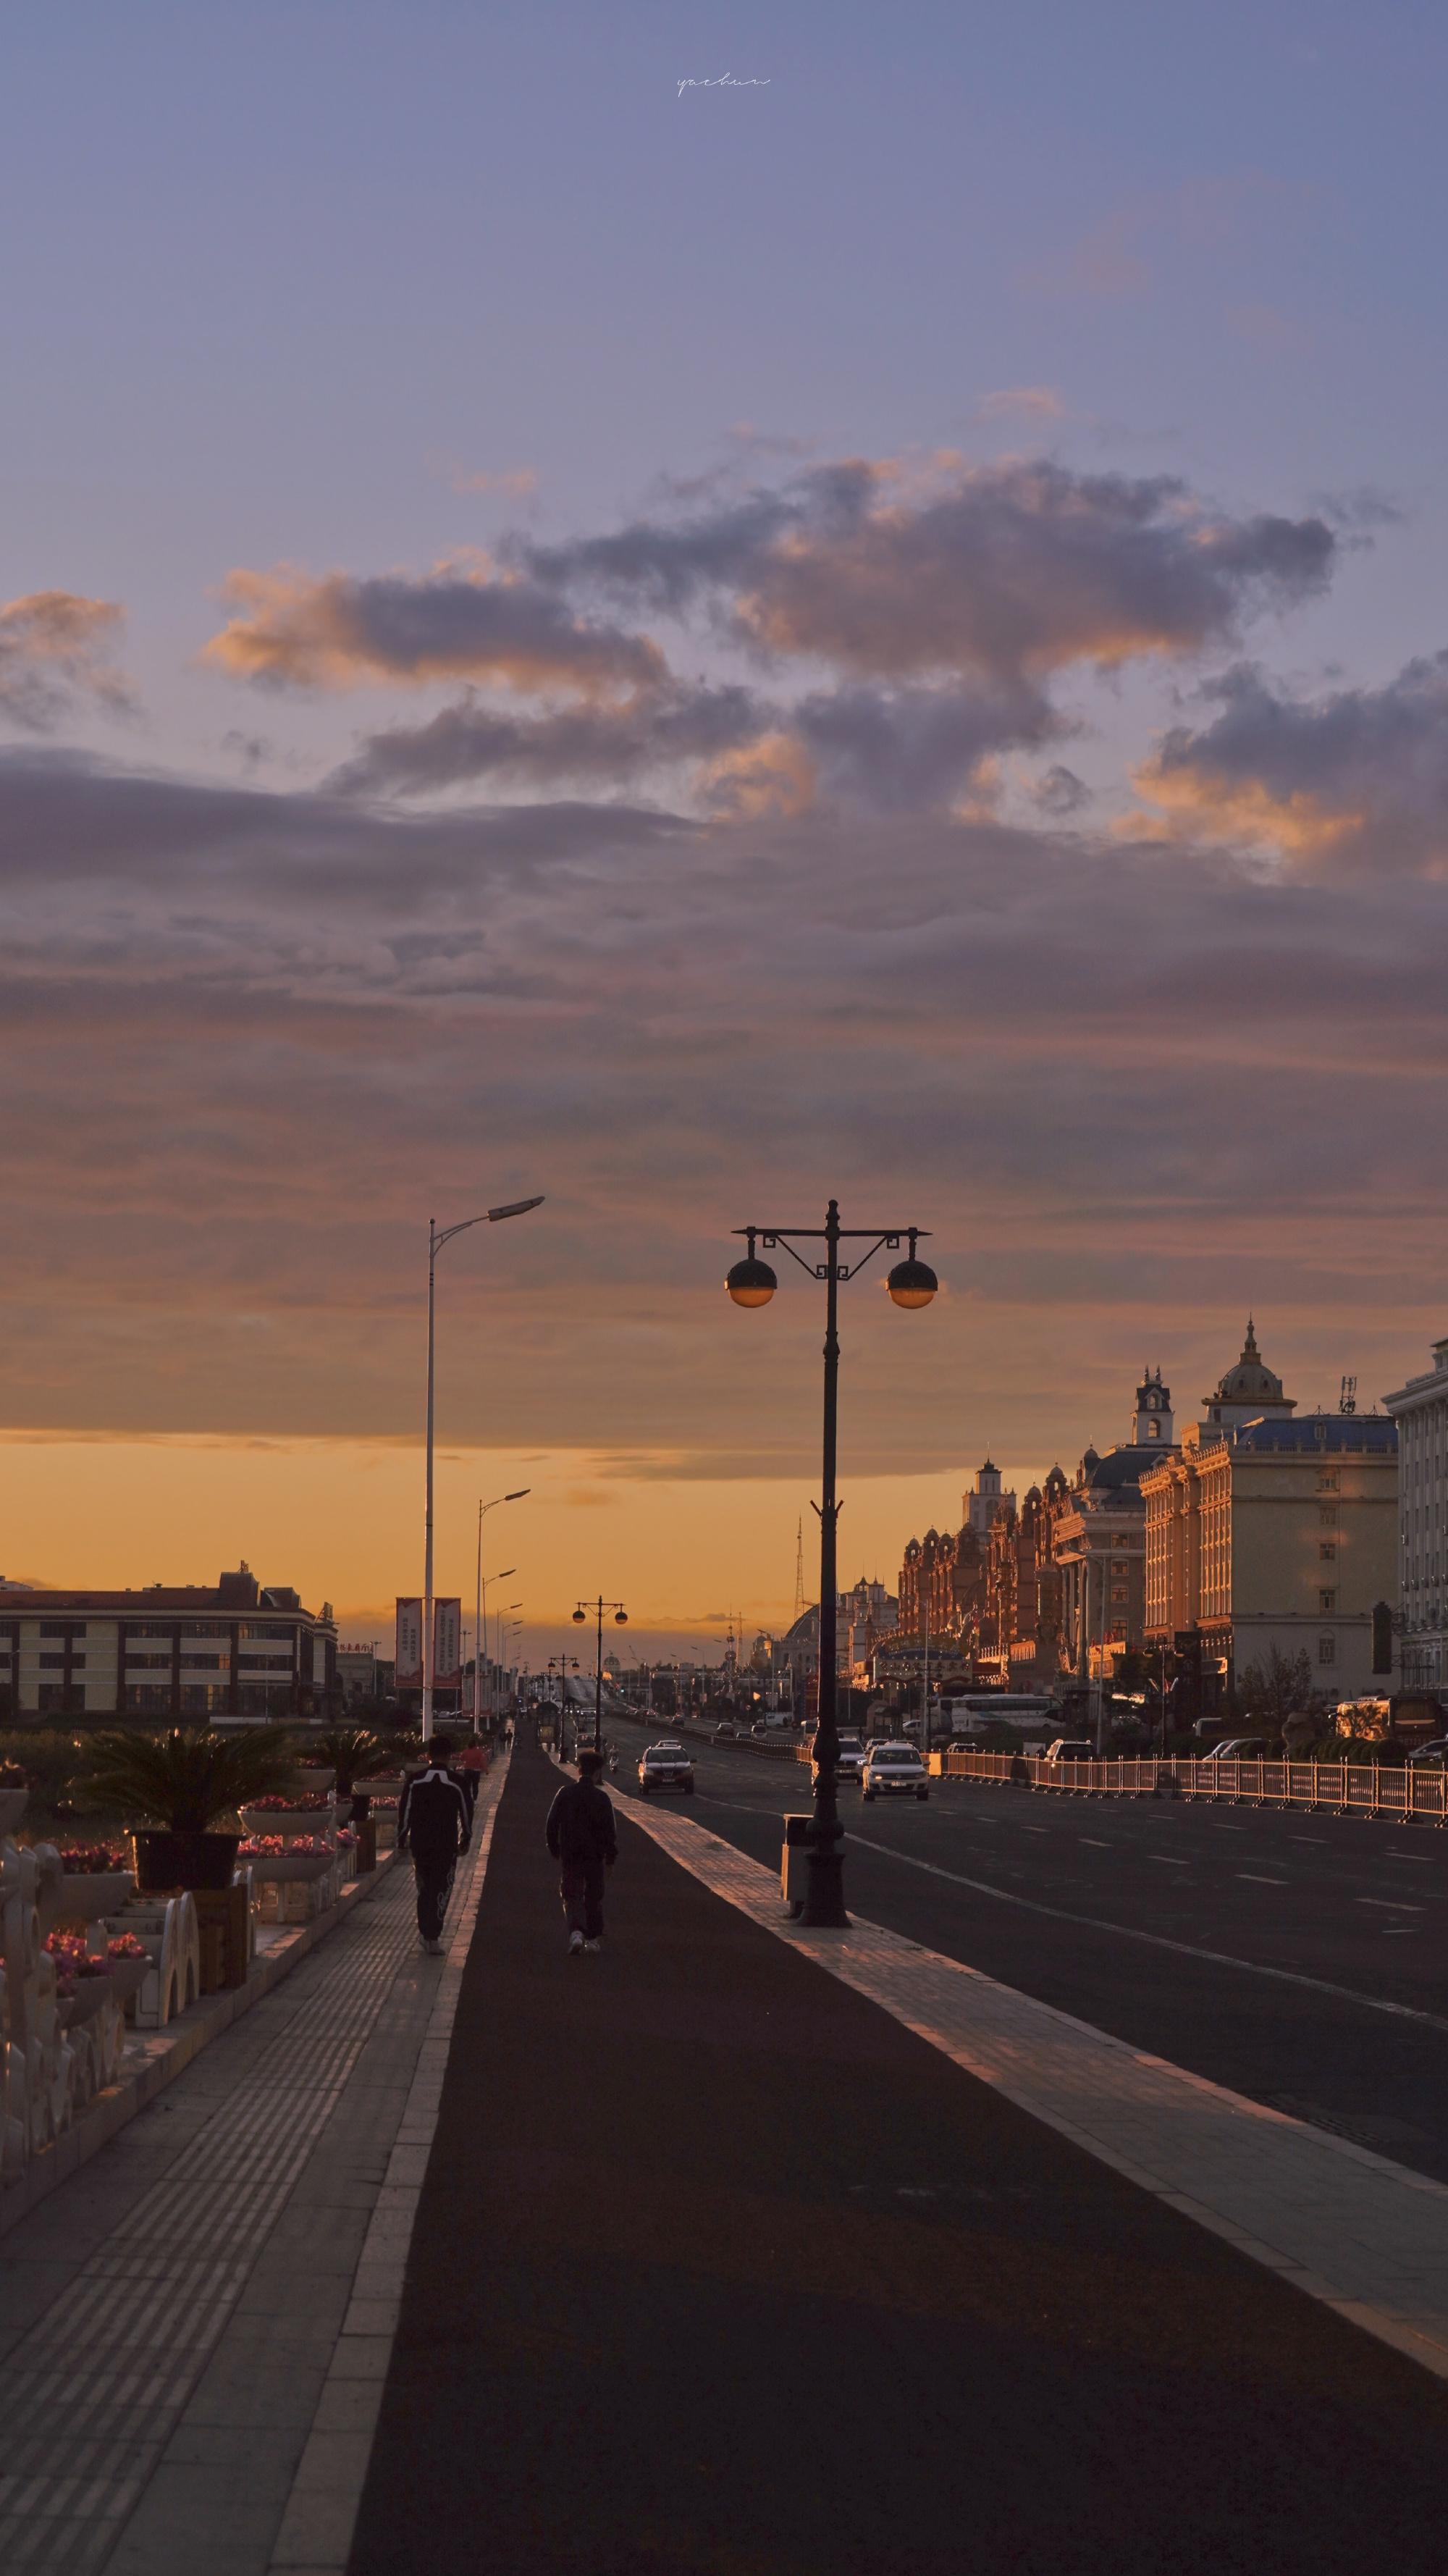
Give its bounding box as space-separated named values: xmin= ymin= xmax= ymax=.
xmin=336 ymin=1642 xmax=382 ymax=1703
xmin=1142 ymin=1355 xmax=1397 ymax=1703
xmin=1053 ymin=1369 xmax=1178 ymax=1679
xmin=1384 ymin=1338 xmax=1448 ymax=1687
xmin=0 ymin=1564 xmax=337 ymax=1725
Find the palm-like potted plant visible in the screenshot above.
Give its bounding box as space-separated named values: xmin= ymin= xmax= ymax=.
xmin=83 ymin=1727 xmax=300 ymax=1891
xmin=304 ymin=1726 xmax=395 ymax=1802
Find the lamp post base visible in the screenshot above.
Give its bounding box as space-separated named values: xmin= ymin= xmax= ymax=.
xmin=801 ymin=1842 xmax=850 ymax=1929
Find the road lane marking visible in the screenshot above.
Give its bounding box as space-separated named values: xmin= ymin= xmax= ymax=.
xmin=1149 ymin=1855 xmax=1190 ymax=1866
xmin=843 ymin=1833 xmax=1448 ymax=2032
xmin=1238 ymin=1874 xmax=1289 ymax=1886
xmin=1360 ymin=1898 xmax=1425 ymax=1912
xmin=1078 ymin=1838 xmax=1112 ymax=1848
xmin=1292 ymin=1837 xmax=1329 ymax=1845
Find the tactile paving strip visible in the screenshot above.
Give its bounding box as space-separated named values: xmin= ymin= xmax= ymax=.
xmin=0 ymin=1868 xmax=421 ymax=2575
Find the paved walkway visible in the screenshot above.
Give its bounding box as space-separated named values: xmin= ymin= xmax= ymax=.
xmin=350 ymin=1740 xmax=1448 ymax=2576
xmin=628 ymin=1790 xmax=1448 ymax=2382
xmin=0 ymin=1771 xmax=500 ymax=2576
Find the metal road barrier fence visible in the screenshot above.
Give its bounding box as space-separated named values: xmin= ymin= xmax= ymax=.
xmin=936 ymin=1748 xmax=1448 ymax=1820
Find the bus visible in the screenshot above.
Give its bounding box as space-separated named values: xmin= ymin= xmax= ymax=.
xmin=938 ymin=1693 xmax=1061 ymax=1742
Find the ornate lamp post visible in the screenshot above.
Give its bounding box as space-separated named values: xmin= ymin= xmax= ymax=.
xmin=573 ymin=1597 xmax=628 ymax=1754
xmin=422 ymin=1198 xmax=543 ymax=1740
xmin=726 ymin=1198 xmax=937 ymax=1926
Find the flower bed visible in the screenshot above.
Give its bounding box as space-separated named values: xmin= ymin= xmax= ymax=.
xmin=238 ymin=1832 xmax=334 ymax=1883
xmin=54 ymin=1845 xmax=135 ymax=1918
xmin=238 ymin=1798 xmax=336 ymax=1838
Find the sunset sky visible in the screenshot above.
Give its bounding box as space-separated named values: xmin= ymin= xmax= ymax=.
xmin=5 ymin=1 xmax=1448 ymax=1653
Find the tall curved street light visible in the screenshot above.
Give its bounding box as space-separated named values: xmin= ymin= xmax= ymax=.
xmin=727 ymin=1197 xmax=937 ymax=1926
xmin=573 ymin=1596 xmax=628 ymax=1754
xmin=474 ymin=1487 xmax=529 ymax=1730
xmin=473 ymin=1548 xmax=520 ymax=1737
xmin=423 ymin=1198 xmax=544 ymax=1741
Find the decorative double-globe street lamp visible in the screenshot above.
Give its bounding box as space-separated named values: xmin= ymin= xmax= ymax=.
xmin=573 ymin=1597 xmax=629 ymax=1755
xmin=727 ymin=1198 xmax=937 ymax=1927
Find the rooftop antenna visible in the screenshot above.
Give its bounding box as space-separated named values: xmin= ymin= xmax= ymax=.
xmin=1339 ymin=1375 xmax=1358 ymax=1415
xmin=794 ymin=1516 xmax=806 ymax=1623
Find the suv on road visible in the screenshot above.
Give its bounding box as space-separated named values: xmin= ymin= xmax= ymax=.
xmin=814 ymin=1733 xmax=865 ymax=1784
xmin=639 ymin=1742 xmax=696 ymax=1797
xmin=861 ymin=1742 xmax=930 ymax=1803
xmin=1042 ymin=1739 xmax=1095 ymax=1766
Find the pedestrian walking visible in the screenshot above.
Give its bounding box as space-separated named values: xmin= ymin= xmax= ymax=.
xmin=397 ymin=1736 xmax=472 ymax=1954
xmin=545 ymin=1746 xmax=618 ymax=1954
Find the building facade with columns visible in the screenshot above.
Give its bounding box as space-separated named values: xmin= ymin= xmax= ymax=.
xmin=1384 ymin=1338 xmax=1448 ymax=1689
xmin=1052 ymin=1367 xmax=1179 ymax=1680
xmin=1143 ymin=1327 xmax=1397 ymax=1704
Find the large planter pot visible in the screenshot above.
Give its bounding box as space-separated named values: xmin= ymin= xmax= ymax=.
xmin=237 ymin=1805 xmax=333 ymax=1839
xmin=108 ymin=1955 xmax=151 ymax=2006
xmin=293 ymin=1765 xmax=337 ymax=1792
xmin=59 ymin=1973 xmax=115 ymax=2028
xmin=132 ymin=1830 xmax=241 ymax=1893
xmin=55 ymin=1871 xmax=134 ymax=1920
xmin=0 ymin=1787 xmax=28 ymax=1834
xmin=245 ymin=1850 xmax=334 ymax=1882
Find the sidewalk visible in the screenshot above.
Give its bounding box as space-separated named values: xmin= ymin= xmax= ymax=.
xmin=350 ymin=1739 xmax=1448 ymax=2576
xmin=0 ymin=1775 xmax=500 ymax=2576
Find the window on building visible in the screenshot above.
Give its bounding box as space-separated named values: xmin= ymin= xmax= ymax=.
xmin=1318 ymin=1635 xmax=1337 ymax=1665
xmin=1319 ymin=1508 xmax=1337 ymax=1527
xmin=179 ymin=1654 xmax=226 ymax=1671
xmin=126 ymin=1651 xmax=171 ymax=1669
xmin=1318 ymin=1474 xmax=1339 ymax=1492
xmin=1319 ymin=1589 xmax=1337 ymax=1612
xmin=180 ymin=1683 xmax=230 ymax=1716
xmin=125 ymin=1682 xmax=172 ymax=1713
xmin=38 ymin=1682 xmax=85 ymax=1714
xmin=1111 ymin=1585 xmax=1129 ymax=1604
xmin=1319 ymin=1543 xmax=1336 ymax=1560
xmin=127 ymin=1622 xmax=177 ymax=1639
xmin=238 ymin=1621 xmax=295 ymax=1641
xmin=38 ymin=1653 xmax=67 ymax=1669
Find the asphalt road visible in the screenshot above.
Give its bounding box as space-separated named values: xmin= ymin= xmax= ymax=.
xmin=351 ymin=1738 xmax=1448 ymax=2576
xmin=610 ymin=1716 xmax=1448 ymax=2185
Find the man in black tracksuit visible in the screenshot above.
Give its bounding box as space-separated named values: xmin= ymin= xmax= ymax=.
xmin=397 ymin=1742 xmax=472 ymax=1953
xmin=545 ymin=1748 xmax=618 ymax=1953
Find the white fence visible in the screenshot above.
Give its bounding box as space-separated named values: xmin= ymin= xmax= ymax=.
xmin=937 ymin=1748 xmax=1448 ymax=1820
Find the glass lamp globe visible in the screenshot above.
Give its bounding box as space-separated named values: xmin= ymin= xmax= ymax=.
xmin=725 ymin=1254 xmax=778 ymax=1308
xmin=886 ymin=1256 xmax=938 ymax=1310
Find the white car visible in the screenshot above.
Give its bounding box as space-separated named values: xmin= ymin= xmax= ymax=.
xmin=639 ymin=1742 xmax=695 ymax=1797
xmin=861 ymin=1742 xmax=930 ymax=1803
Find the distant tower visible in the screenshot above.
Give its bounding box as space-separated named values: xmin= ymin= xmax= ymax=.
xmin=964 ymin=1460 xmax=1014 ymax=1538
xmin=1132 ymin=1366 xmax=1174 ymax=1447
xmin=794 ymin=1517 xmax=806 ymax=1623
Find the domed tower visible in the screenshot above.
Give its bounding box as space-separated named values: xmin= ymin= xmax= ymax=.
xmin=1133 ymin=1366 xmax=1174 ymax=1448
xmin=1203 ymin=1318 xmax=1296 ymax=1434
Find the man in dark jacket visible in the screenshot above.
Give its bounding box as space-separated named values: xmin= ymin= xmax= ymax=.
xmin=545 ymin=1748 xmax=618 ymax=1953
xmin=397 ymin=1737 xmax=472 ymax=1953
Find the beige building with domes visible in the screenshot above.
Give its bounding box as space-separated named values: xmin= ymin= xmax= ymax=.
xmin=1143 ymin=1322 xmax=1398 ymax=1707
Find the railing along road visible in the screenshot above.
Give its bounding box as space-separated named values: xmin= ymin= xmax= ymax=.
xmin=938 ymin=1748 xmax=1448 ymax=1820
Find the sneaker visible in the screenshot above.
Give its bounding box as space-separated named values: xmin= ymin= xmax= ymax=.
xmin=426 ymin=1937 xmax=443 ymax=1955
xmin=582 ymin=1938 xmax=602 ymax=1952
xmin=568 ymin=1930 xmax=584 ymax=1954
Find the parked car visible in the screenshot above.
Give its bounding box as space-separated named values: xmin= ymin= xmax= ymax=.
xmin=639 ymin=1742 xmax=696 ymax=1797
xmin=1408 ymin=1737 xmax=1448 ymax=1768
xmin=1198 ymin=1737 xmax=1268 ymax=1764
xmin=861 ymin=1743 xmax=930 ymax=1803
xmin=816 ymin=1733 xmax=865 ymax=1783
xmin=1042 ymin=1739 xmax=1095 ymax=1766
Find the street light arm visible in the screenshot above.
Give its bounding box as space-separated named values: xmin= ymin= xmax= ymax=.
xmin=433 ymin=1199 xmax=545 ymax=1257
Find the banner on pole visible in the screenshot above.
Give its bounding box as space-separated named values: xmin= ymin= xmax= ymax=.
xmin=433 ymin=1598 xmax=463 ymax=1689
xmin=395 ymin=1598 xmax=424 ymax=1688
